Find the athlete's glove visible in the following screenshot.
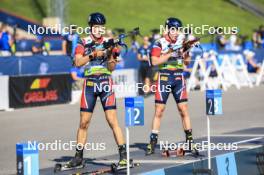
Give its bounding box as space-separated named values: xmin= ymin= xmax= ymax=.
xmin=84 ymin=47 xmax=92 ymax=56
xmin=103 ymin=39 xmax=115 ymax=49
xmin=183 ymin=40 xmax=200 ymax=52
xmin=83 ymin=48 xmax=97 ymax=61
xmin=112 ymin=47 xmax=120 ymax=60
xmin=170 ymin=44 xmax=183 ymax=51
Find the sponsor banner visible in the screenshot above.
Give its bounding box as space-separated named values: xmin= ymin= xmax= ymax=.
xmin=9 ymin=74 xmax=72 ymax=108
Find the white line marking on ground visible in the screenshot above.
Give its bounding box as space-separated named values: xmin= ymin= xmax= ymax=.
xmin=88 ymin=159 xmax=197 ymax=164
xmin=195 ymin=137 xmax=263 ymax=153
xmin=233 ymin=137 xmax=263 ymax=144
xmin=237 ymin=145 xmax=261 ymax=149
xmin=211 ymin=134 xmax=264 ymax=137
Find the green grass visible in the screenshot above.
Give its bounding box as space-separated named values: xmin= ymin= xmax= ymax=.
xmin=0 ymin=0 xmax=263 ymax=38
xmin=0 ymin=0 xmax=44 ymax=22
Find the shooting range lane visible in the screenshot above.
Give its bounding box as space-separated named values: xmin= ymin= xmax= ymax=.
xmin=40 ymin=130 xmax=264 ymax=174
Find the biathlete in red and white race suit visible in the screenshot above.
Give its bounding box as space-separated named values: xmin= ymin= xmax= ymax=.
xmin=146 ymin=17 xmax=196 ymax=155
xmin=66 ymin=12 xmax=129 ymax=168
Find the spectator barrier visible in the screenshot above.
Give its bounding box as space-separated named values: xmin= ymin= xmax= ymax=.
xmin=16 ymin=39 xmax=63 ymax=52
xmin=0 ymin=55 xmax=72 ymax=76
xmin=187 ymin=49 xmax=264 ymax=91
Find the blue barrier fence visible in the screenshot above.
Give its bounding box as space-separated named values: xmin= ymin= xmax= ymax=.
xmin=0 ymin=48 xmax=264 ymax=76
xmin=0 ymin=55 xmax=72 ymax=76
xmin=0 ymin=50 xmax=140 ymax=76
xmin=16 ymin=39 xmax=63 ymax=52
xmin=13 ymin=40 xmax=259 ymax=53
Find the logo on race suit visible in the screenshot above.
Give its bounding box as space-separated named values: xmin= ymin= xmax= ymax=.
xmin=86 ymin=81 xmax=94 ymax=86
xmin=160 ymin=76 xmax=168 ymax=81
xmin=23 ymin=78 xmax=58 ymax=104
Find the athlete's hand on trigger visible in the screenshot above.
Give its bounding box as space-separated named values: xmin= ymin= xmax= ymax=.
xmin=182 ymin=51 xmax=190 ymax=59
xmin=94 ymin=50 xmax=106 ymax=58
xmin=167 ymin=44 xmax=182 ymax=57
xmin=183 ymin=40 xmax=200 ymax=52
xmin=170 ymin=44 xmax=183 ymax=52
xmin=168 ymin=46 xmax=184 ymax=58
xmin=143 ymin=55 xmax=149 ymax=61
xmin=193 ymin=41 xmax=200 ymax=48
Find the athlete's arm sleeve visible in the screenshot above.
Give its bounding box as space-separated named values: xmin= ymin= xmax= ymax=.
xmin=74 ymin=38 xmax=85 ymax=56
xmin=151 ymin=41 xmax=162 ymax=57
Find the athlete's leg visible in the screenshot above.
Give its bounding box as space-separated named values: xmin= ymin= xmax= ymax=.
xmin=78 ymin=79 xmax=97 ymax=146
xmin=100 ymin=76 xmax=127 ymax=164
xmin=145 ymin=103 xmax=166 ymax=155
xmin=77 ymin=111 xmax=93 ymax=147
xmin=69 ymin=111 xmax=93 ymax=166
xmin=152 ymin=103 xmax=166 ymax=131
xmin=104 ymin=109 xmax=127 ymax=164
xmin=100 ymin=77 xmax=124 ymax=144
xmin=152 ymin=73 xmax=170 ymax=131
xmin=146 ymin=72 xmax=170 ymax=155
xmin=67 ymin=79 xmax=97 ymax=167
xmin=173 ymin=74 xmax=194 ymax=150
xmin=105 ymin=109 xmax=125 ymax=145
xmin=177 ymin=102 xmax=191 ymax=131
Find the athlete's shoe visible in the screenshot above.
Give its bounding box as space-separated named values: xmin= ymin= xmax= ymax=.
xmin=145 ymin=142 xmax=156 ymax=155
xmin=191 ymin=143 xmax=199 ymax=155
xmin=65 ymin=156 xmax=83 ymax=168
xmin=117 ymin=158 xmax=133 ymax=167
xmin=185 ymin=140 xmax=199 ymax=156
xmin=117 ymin=158 xmax=128 ymax=167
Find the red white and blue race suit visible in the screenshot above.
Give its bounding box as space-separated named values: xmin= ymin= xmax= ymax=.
xmin=75 ymin=35 xmax=117 ymax=112
xmin=151 ymin=34 xmax=188 ymax=104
